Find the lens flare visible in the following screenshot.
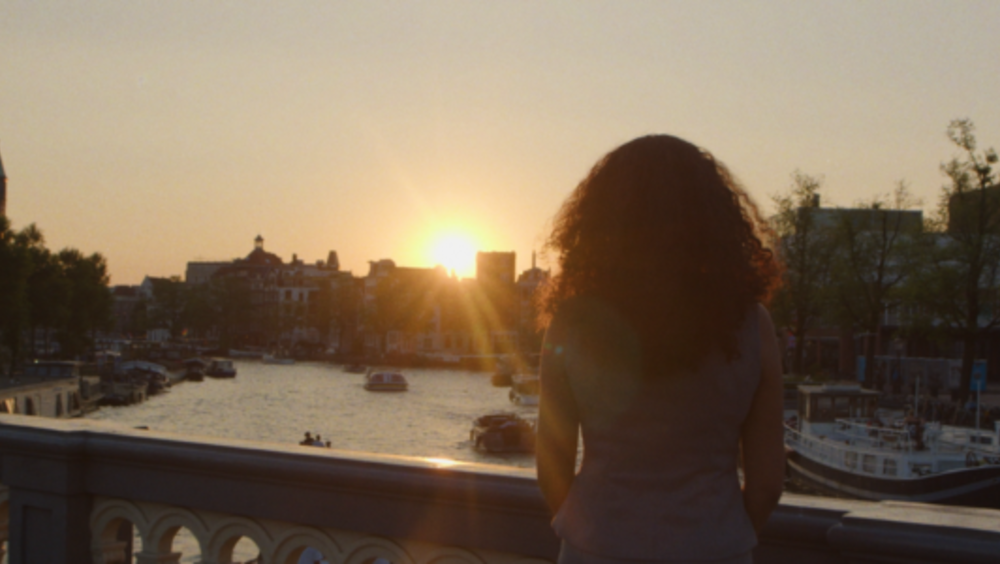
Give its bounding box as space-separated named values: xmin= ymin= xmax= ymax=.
xmin=430 ymin=234 xmax=477 ymax=277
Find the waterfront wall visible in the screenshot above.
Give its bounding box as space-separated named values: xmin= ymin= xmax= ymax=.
xmin=0 ymin=415 xmax=997 ymax=563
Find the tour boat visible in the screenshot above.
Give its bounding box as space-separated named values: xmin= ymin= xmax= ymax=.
xmin=784 ymin=383 xmax=1000 ymax=507
xmin=470 ymin=412 xmax=536 ymax=453
xmin=205 ymin=358 xmax=237 ymax=378
xmin=364 ymin=371 xmax=408 ymax=392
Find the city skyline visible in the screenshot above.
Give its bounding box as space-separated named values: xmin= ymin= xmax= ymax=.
xmin=2 ymin=1 xmax=1000 ymax=284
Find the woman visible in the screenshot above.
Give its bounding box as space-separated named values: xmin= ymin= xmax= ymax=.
xmin=536 ymin=135 xmax=785 ymax=564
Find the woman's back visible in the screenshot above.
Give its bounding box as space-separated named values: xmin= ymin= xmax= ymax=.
xmin=535 ymin=135 xmax=785 ymax=564
xmin=548 ymin=299 xmax=759 ymax=560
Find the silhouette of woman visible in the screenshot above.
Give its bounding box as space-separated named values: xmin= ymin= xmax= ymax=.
xmin=536 ymin=135 xmax=785 ymax=564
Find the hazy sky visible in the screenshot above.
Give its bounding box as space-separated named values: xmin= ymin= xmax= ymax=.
xmin=2 ymin=1 xmax=999 ymax=284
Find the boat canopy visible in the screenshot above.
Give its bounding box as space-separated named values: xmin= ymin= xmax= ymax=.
xmin=797 ymin=384 xmax=879 ymax=423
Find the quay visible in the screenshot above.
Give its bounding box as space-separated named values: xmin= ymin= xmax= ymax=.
xmin=0 ymin=416 xmax=997 ymax=563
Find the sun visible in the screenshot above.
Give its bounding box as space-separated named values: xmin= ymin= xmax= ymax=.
xmin=430 ymin=233 xmax=477 ymax=277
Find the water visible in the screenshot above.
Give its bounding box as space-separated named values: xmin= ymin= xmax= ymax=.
xmin=84 ymin=361 xmax=537 ymax=563
xmin=87 ymin=360 xmax=538 ymax=468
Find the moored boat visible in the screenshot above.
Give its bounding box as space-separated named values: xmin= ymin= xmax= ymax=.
xmin=784 ymin=382 xmax=1000 ymax=507
xmin=182 ymin=358 xmax=206 ymax=382
xmin=471 ymin=412 xmax=536 ymax=453
xmin=364 ymin=371 xmax=408 ymax=392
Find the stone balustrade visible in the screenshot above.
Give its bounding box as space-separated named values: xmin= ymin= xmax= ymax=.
xmin=0 ymin=414 xmax=998 ymax=564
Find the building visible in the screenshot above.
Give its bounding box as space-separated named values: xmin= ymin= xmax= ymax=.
xmin=186 ymin=235 xmax=353 ymax=351
xmin=516 ymin=252 xmax=550 ymax=354
xmin=0 ymin=144 xmax=6 ymax=216
xmin=476 ymin=252 xmax=515 ymax=287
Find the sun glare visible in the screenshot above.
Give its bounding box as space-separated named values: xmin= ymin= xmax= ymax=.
xmin=430 ymin=234 xmax=477 ymax=277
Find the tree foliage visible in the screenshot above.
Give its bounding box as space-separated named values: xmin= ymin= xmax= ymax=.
xmin=827 ymin=183 xmax=922 ymax=386
xmin=0 ymin=219 xmax=111 ymax=371
xmin=908 ymin=119 xmax=1000 ymax=402
xmin=770 ymin=171 xmax=834 ymax=375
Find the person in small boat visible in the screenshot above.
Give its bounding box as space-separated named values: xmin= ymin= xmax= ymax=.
xmin=536 ymin=135 xmax=785 ymax=564
xmin=300 ymin=431 xmax=314 ymax=446
xmin=313 ymin=433 xmax=325 ymax=447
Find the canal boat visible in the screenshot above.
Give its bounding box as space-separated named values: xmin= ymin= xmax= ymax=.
xmin=206 ymin=358 xmax=237 ymax=378
xmin=471 ymin=412 xmax=536 ymax=453
xmin=364 ymin=371 xmax=408 ymax=392
xmin=784 ymin=383 xmax=1000 ymax=508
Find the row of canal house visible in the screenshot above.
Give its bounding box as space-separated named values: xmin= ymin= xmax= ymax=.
xmin=789 ymin=190 xmax=1000 ymax=386
xmin=111 ymin=236 xmax=550 ymax=359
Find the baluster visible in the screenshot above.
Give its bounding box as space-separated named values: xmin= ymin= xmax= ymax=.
xmin=134 ymin=550 xmax=183 ymax=564
xmin=91 ymin=540 xmax=130 ymax=564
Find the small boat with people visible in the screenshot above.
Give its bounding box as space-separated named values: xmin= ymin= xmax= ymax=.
xmin=471 ymin=412 xmax=536 ymax=453
xmin=784 ymin=382 xmax=1000 ymax=507
xmin=364 ymin=371 xmax=408 ymax=392
xmin=205 ymin=358 xmax=237 ymax=378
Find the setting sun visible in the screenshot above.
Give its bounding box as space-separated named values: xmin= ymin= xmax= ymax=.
xmin=430 ymin=233 xmax=477 ymax=278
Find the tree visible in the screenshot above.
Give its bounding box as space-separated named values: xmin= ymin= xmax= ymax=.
xmin=827 ymin=183 xmax=922 ymax=387
xmin=56 ymin=249 xmax=112 ymax=357
xmin=23 ymin=228 xmax=70 ymax=357
xmin=911 ymin=119 xmax=1000 ymax=403
xmin=148 ymin=276 xmax=186 ymax=338
xmin=771 ymin=171 xmax=835 ymax=376
xmin=0 ymin=217 xmax=31 ymax=374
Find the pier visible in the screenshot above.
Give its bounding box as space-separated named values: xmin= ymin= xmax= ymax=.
xmin=0 ymin=416 xmax=997 ymax=563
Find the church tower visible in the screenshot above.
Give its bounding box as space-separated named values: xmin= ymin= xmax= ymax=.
xmin=0 ymin=144 xmax=7 ymax=217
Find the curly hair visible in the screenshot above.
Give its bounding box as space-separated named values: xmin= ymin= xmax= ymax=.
xmin=539 ymin=135 xmax=780 ymax=373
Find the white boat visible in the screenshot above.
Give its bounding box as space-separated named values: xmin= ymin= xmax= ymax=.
xmin=262 ymin=354 xmax=295 ymax=365
xmin=364 ymin=371 xmax=408 ymax=392
xmin=205 ymin=358 xmax=237 ymax=378
xmin=784 ymin=382 xmax=1000 ymax=507
xmin=508 ymin=373 xmax=539 ymax=406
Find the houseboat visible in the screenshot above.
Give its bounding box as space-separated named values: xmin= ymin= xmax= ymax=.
xmin=784 ymin=383 xmax=1000 ymax=507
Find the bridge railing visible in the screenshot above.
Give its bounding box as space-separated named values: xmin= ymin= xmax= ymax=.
xmin=0 ymin=415 xmax=998 ymax=564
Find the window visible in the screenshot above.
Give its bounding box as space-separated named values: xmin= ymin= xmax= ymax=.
xmin=844 ymin=451 xmax=858 ymax=470
xmin=883 ymin=458 xmax=897 ymax=476
xmin=862 ymin=454 xmax=876 ymax=474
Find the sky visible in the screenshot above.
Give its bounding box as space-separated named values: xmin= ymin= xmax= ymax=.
xmin=2 ymin=1 xmax=999 ymax=284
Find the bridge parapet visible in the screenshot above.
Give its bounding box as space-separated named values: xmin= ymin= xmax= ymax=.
xmin=0 ymin=415 xmax=998 ymax=563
